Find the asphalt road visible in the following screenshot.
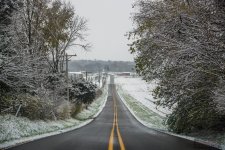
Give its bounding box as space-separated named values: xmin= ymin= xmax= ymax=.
xmin=7 ymin=76 xmax=219 ymax=150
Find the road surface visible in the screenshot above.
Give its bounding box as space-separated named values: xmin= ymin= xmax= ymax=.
xmin=8 ymin=76 xmax=218 ymax=150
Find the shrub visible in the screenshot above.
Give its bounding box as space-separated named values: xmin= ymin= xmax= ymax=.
xmin=71 ymin=103 xmax=83 ymax=118
xmin=19 ymin=95 xmax=54 ymax=120
xmin=55 ymin=100 xmax=72 ymax=119
xmin=70 ymin=78 xmax=97 ymax=105
xmin=0 ymin=81 xmax=14 ymax=113
xmin=95 ymin=89 xmax=103 ymax=99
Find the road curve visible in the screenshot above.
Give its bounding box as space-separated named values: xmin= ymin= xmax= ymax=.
xmin=7 ymin=76 xmax=219 ymax=150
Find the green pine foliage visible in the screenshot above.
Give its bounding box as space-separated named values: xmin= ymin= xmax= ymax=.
xmin=70 ymin=79 xmax=97 ymax=105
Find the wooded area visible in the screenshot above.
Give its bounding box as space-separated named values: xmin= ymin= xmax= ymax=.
xmin=129 ymin=0 xmax=225 ymax=133
xmin=68 ymin=60 xmax=135 ymax=73
xmin=0 ymin=0 xmax=96 ymax=120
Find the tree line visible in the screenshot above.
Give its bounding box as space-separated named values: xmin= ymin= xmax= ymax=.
xmin=68 ymin=60 xmax=135 ymax=73
xmin=129 ymin=0 xmax=225 ymax=133
xmin=0 ymin=0 xmax=96 ymax=120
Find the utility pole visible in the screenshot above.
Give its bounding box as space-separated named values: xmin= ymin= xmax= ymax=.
xmin=66 ymin=53 xmax=76 ymax=101
xmin=98 ymin=69 xmax=101 ymax=87
xmin=86 ymin=71 xmax=88 ymax=81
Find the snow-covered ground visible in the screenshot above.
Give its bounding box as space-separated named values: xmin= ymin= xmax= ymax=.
xmin=0 ymin=82 xmax=108 ymax=149
xmin=115 ymin=76 xmax=224 ymax=149
xmin=115 ymin=76 xmax=166 ymax=129
xmin=115 ymin=76 xmax=171 ymax=117
xmin=117 ymin=87 xmax=165 ymax=129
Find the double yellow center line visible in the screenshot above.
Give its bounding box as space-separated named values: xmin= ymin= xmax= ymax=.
xmin=108 ymin=91 xmax=125 ymax=150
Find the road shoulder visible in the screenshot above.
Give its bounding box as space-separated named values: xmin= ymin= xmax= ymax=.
xmin=116 ymin=84 xmax=222 ymax=150
xmin=0 ymin=85 xmax=109 ymax=149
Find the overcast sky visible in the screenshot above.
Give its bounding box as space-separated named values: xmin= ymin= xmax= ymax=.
xmin=67 ymin=0 xmax=135 ymax=61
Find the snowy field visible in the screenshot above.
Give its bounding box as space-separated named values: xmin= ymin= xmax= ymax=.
xmin=115 ymin=76 xmax=225 ymax=149
xmin=115 ymin=76 xmax=167 ymax=129
xmin=0 ymin=82 xmax=108 ymax=149
xmin=115 ymin=76 xmax=171 ymax=117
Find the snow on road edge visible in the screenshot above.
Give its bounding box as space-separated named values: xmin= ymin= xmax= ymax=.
xmin=93 ymin=89 xmax=108 ymax=118
xmin=116 ymin=86 xmax=222 ymax=150
xmin=0 ymin=83 xmax=109 ymax=149
xmin=0 ymin=119 xmax=92 ymax=149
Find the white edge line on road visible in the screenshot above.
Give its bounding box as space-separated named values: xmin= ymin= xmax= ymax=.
xmin=0 ymin=119 xmax=92 ymax=149
xmin=93 ymin=90 xmax=108 ymax=118
xmin=0 ymin=86 xmax=109 ymax=150
xmin=116 ymin=88 xmax=223 ymax=150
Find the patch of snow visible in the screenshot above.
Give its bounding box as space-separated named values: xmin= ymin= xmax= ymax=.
xmin=116 ymin=76 xmax=222 ymax=150
xmin=115 ymin=76 xmax=171 ymax=117
xmin=93 ymin=88 xmax=108 ymax=118
xmin=117 ymin=85 xmax=222 ymax=150
xmin=0 ymin=77 xmax=109 ymax=149
xmin=117 ymin=89 xmax=163 ymax=129
xmin=0 ymin=118 xmax=92 ymax=149
xmin=76 ymin=84 xmax=108 ymax=120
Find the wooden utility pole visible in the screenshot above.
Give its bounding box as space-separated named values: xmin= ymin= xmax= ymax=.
xmin=98 ymin=70 xmax=101 ymax=87
xmin=65 ymin=53 xmax=76 ymax=101
xmin=86 ymin=71 xmax=88 ymax=81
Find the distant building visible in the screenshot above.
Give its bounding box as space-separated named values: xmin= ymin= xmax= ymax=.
xmin=116 ymin=72 xmax=131 ymax=76
xmin=69 ymin=72 xmax=84 ymax=80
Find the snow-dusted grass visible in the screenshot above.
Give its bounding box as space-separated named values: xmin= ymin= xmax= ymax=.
xmin=115 ymin=76 xmax=224 ymax=149
xmin=0 ymin=115 xmax=82 ymax=143
xmin=115 ymin=76 xmax=167 ymax=129
xmin=0 ymin=83 xmax=108 ymax=149
xmin=76 ymin=84 xmax=108 ymax=120
xmin=117 ymin=84 xmax=165 ymax=129
xmin=115 ymin=76 xmax=171 ymax=117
